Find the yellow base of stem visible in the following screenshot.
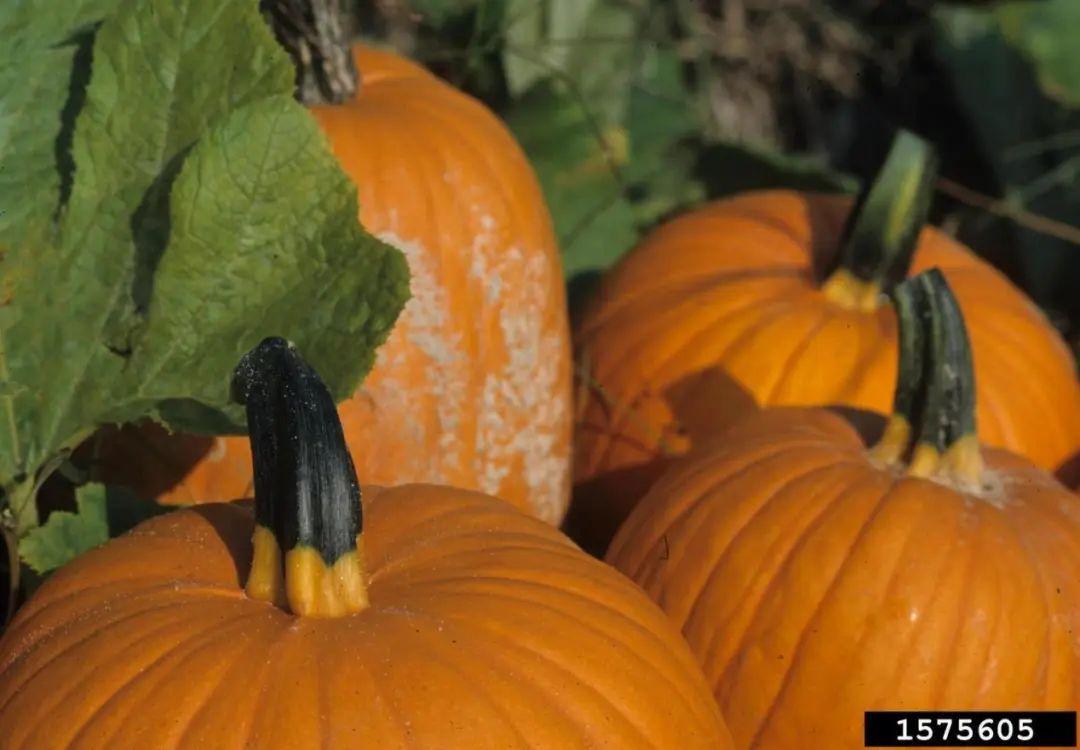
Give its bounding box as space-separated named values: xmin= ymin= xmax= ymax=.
xmin=869 ymin=415 xmax=912 ymax=465
xmin=246 ymin=525 xmax=369 ymax=617
xmin=246 ymin=525 xmax=286 ymax=607
xmin=821 ymin=269 xmax=884 ymax=312
xmin=907 ymin=435 xmax=985 ymax=487
xmin=872 ymin=417 xmax=985 ymax=488
xmin=285 ymin=542 xmax=369 ymax=617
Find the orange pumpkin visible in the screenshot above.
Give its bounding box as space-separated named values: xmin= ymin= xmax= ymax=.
xmin=0 ymin=339 xmax=730 ymax=749
xmin=571 ymin=131 xmax=1080 ymax=550
xmin=96 ymin=45 xmax=571 ymax=524
xmin=607 ymin=271 xmax=1080 ymax=748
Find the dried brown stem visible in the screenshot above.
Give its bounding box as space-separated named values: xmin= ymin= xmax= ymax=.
xmin=262 ymin=0 xmax=358 ymax=106
xmin=936 ymin=177 xmax=1080 ymax=248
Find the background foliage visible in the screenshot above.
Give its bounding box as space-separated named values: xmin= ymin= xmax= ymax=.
xmin=357 ymin=0 xmax=1080 ymax=344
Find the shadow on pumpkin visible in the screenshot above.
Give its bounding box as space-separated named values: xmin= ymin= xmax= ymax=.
xmin=563 ymin=461 xmax=672 ymax=559
xmin=566 ymin=356 xmax=897 ymax=559
xmin=826 ymin=404 xmax=887 ymax=445
xmin=187 ymin=501 xmax=255 ymax=587
xmin=91 ymin=421 xmax=231 ymax=502
xmin=1056 ymin=449 xmax=1080 ymax=491
xmin=565 ymin=366 xmax=760 ymax=558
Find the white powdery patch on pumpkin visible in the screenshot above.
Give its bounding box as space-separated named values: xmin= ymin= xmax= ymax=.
xmin=469 ymin=217 xmax=504 ymax=305
xmin=472 ymin=241 xmax=568 ymax=525
xmin=366 ymin=219 xmax=567 ymax=524
xmin=369 ymin=231 xmax=466 ymax=476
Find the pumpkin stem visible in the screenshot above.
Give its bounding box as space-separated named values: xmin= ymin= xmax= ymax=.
xmin=871 ymin=269 xmax=984 ymax=486
xmin=262 ymin=0 xmax=359 ymax=106
xmin=232 ymin=337 xmax=369 ymax=617
xmin=868 ymin=278 xmax=924 ymax=466
xmin=822 ymin=130 xmax=938 ymax=312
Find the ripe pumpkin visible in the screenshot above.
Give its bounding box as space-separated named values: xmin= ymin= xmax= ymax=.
xmin=96 ymin=44 xmax=572 ymax=524
xmin=571 ymin=130 xmax=1080 ymax=551
xmin=0 ymin=338 xmax=731 ymax=749
xmin=607 ymin=271 xmax=1080 ymax=748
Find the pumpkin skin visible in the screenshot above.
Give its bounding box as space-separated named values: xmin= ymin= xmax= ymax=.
xmin=571 ymin=190 xmax=1080 ymax=548
xmin=0 ymin=486 xmax=732 ymax=748
xmin=96 ymin=45 xmax=571 ymax=524
xmin=1 ymin=337 xmax=729 ymax=749
xmin=606 ymin=269 xmax=1080 ymax=749
xmin=607 ymin=408 xmax=1080 ymax=748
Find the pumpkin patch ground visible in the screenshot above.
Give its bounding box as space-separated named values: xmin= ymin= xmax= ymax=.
xmin=1 ymin=0 xmax=1078 ymax=748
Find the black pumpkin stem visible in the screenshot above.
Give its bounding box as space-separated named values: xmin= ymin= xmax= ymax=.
xmin=262 ymin=0 xmax=358 ymax=106
xmin=232 ymin=337 xmax=368 ymax=616
xmin=823 ymin=130 xmax=938 ymax=310
xmin=872 ymin=269 xmax=983 ymax=484
xmin=910 ymin=270 xmax=978 ymax=455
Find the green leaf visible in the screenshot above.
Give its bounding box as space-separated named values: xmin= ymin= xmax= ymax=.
xmin=997 ymin=0 xmax=1080 ymax=106
xmin=623 ymin=45 xmax=705 ymax=228
xmin=503 ymin=0 xmax=594 ymax=95
xmin=0 ymin=44 xmax=76 ymax=244
xmin=3 ymin=0 xmax=293 ymax=484
xmin=0 ymin=0 xmax=127 ymax=44
xmin=19 ymin=483 xmax=169 ymax=575
xmin=507 ymin=81 xmax=637 ymax=280
xmin=623 ymin=46 xmax=698 ymax=183
xmin=933 ymin=5 xmax=1080 ymax=310
xmin=0 ymin=0 xmax=410 ymax=526
xmin=126 ymin=96 xmax=410 ymax=426
xmin=503 ymin=0 xmax=639 ymax=126
xmin=0 ymin=0 xmax=126 ymax=245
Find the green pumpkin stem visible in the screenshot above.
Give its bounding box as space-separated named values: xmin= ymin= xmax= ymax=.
xmin=262 ymin=0 xmax=358 ymax=106
xmin=911 ymin=269 xmax=978 ymax=453
xmin=872 ymin=269 xmax=983 ymax=484
xmin=823 ymin=130 xmax=939 ymax=311
xmin=232 ymin=337 xmax=368 ymax=617
xmin=887 ymin=276 xmax=927 ymax=427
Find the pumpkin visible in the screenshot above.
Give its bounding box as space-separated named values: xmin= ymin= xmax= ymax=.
xmin=570 ymin=130 xmax=1080 ymax=551
xmin=607 ymin=270 xmax=1080 ymax=749
xmin=0 ymin=338 xmax=731 ymax=749
xmin=95 ymin=44 xmax=571 ymax=524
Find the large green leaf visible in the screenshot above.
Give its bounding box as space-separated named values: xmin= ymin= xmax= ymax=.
xmin=0 ymin=0 xmax=126 ymax=244
xmin=0 ymin=43 xmax=76 ymax=245
xmin=126 ymin=96 xmax=408 ymax=426
xmin=0 ymin=0 xmax=126 ymax=43
xmin=0 ymin=0 xmax=410 ymax=532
